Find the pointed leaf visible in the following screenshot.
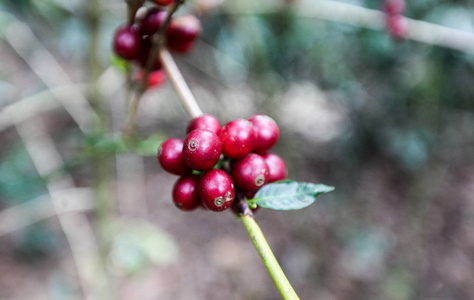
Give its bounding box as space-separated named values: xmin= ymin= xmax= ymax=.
xmin=248 ymin=180 xmax=334 ymax=210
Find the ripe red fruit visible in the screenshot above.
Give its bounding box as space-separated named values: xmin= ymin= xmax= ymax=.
xmin=248 ymin=115 xmax=279 ymax=154
xmin=231 ymin=153 xmax=269 ymax=192
xmin=220 ymin=119 xmax=257 ymax=159
xmin=262 ymin=153 xmax=287 ymax=183
xmin=186 ymin=114 xmax=221 ymax=136
xmin=113 ymin=25 xmax=141 ymax=60
xmin=157 ymin=138 xmax=191 ymax=175
xmin=199 ymin=169 xmax=235 ymax=211
xmin=172 ymin=175 xmax=201 ymax=211
xmin=386 ymin=14 xmax=408 ymax=38
xmin=166 ymin=15 xmax=201 ymax=53
xmin=153 ymin=0 xmax=174 ymax=6
xmin=136 ymin=69 xmax=167 ymax=89
xmin=136 ymin=37 xmax=163 ymax=69
xmin=141 ymin=8 xmax=168 ymax=36
xmin=183 ymin=129 xmax=222 ymax=171
xmin=384 ymin=0 xmax=405 ymax=15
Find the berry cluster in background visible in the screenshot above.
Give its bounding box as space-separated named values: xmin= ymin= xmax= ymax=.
xmin=384 ymin=0 xmax=407 ymax=38
xmin=157 ymin=114 xmax=287 ymax=212
xmin=112 ymin=1 xmax=201 ymax=89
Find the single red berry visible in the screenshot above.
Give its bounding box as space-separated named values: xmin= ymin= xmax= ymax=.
xmin=183 ymin=129 xmax=222 ymax=171
xmin=141 ymin=8 xmax=168 ymax=36
xmin=186 ymin=114 xmax=221 ymax=136
xmin=113 ymin=25 xmax=141 ymax=60
xmin=153 ymin=0 xmax=174 ymax=6
xmin=384 ymin=0 xmax=405 ymax=15
xmin=231 ymin=153 xmax=269 ymax=192
xmin=220 ymin=119 xmax=257 ymax=159
xmin=248 ymin=115 xmax=279 ymax=154
xmin=386 ymin=14 xmax=408 ymax=38
xmin=136 ymin=69 xmax=167 ymax=89
xmin=172 ymin=175 xmax=201 ymax=211
xmin=166 ymin=15 xmax=201 ymax=53
xmin=262 ymin=153 xmax=287 ymax=183
xmin=199 ymin=169 xmax=235 ymax=211
xmin=157 ymin=138 xmax=191 ymax=175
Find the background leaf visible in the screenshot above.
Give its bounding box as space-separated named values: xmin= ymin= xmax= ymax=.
xmin=249 ymin=180 xmax=334 ymax=210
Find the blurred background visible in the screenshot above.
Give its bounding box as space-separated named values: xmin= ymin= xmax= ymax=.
xmin=1 ymin=0 xmax=474 ymax=299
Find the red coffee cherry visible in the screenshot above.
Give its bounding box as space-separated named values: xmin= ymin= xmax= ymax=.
xmin=384 ymin=0 xmax=405 ymax=15
xmin=158 ymin=138 xmax=191 ymax=175
xmin=136 ymin=69 xmax=167 ymax=89
xmin=186 ymin=114 xmax=221 ymax=136
xmin=153 ymin=0 xmax=174 ymax=6
xmin=141 ymin=8 xmax=168 ymax=36
xmin=248 ymin=115 xmax=279 ymax=154
xmin=136 ymin=37 xmax=163 ymax=69
xmin=262 ymin=153 xmax=287 ymax=183
xmin=220 ymin=119 xmax=257 ymax=159
xmin=386 ymin=14 xmax=408 ymax=38
xmin=166 ymin=15 xmax=201 ymax=53
xmin=199 ymin=169 xmax=235 ymax=211
xmin=231 ymin=153 xmax=269 ymax=192
xmin=183 ymin=129 xmax=222 ymax=171
xmin=172 ymin=175 xmax=201 ymax=211
xmin=113 ymin=25 xmax=141 ymax=60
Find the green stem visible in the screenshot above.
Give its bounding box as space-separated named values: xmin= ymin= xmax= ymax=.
xmin=240 ymin=214 xmax=300 ymax=300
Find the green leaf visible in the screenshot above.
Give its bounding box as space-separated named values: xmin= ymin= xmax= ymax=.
xmin=133 ymin=133 xmax=166 ymax=156
xmin=248 ymin=180 xmax=334 ymax=210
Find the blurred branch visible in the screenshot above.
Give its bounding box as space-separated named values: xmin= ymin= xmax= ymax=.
xmin=4 ymin=19 xmax=97 ymax=132
xmin=224 ymin=0 xmax=474 ymax=55
xmin=15 ymin=116 xmax=105 ymax=300
xmin=0 ymin=188 xmax=93 ymax=236
xmin=159 ymin=48 xmax=203 ymax=119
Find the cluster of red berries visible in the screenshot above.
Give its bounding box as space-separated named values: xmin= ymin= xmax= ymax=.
xmin=112 ymin=1 xmax=201 ymax=89
xmin=384 ymin=0 xmax=408 ymax=38
xmin=157 ymin=114 xmax=287 ymax=212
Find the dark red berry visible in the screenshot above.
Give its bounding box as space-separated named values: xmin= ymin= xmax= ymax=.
xmin=186 ymin=114 xmax=221 ymax=136
xmin=262 ymin=153 xmax=287 ymax=183
xmin=166 ymin=15 xmax=201 ymax=53
xmin=384 ymin=0 xmax=405 ymax=15
xmin=141 ymin=8 xmax=168 ymax=36
xmin=199 ymin=169 xmax=235 ymax=211
xmin=220 ymin=119 xmax=257 ymax=159
xmin=386 ymin=14 xmax=408 ymax=38
xmin=113 ymin=25 xmax=141 ymax=60
xmin=172 ymin=175 xmax=201 ymax=211
xmin=183 ymin=129 xmax=222 ymax=171
xmin=153 ymin=0 xmax=174 ymax=6
xmin=231 ymin=153 xmax=269 ymax=192
xmin=158 ymin=138 xmax=191 ymax=175
xmin=136 ymin=37 xmax=163 ymax=69
xmin=248 ymin=115 xmax=279 ymax=154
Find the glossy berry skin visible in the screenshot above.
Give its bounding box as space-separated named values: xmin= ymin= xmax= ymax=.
xmin=172 ymin=175 xmax=201 ymax=211
xmin=141 ymin=8 xmax=168 ymax=36
xmin=153 ymin=0 xmax=174 ymax=6
xmin=186 ymin=114 xmax=221 ymax=136
xmin=262 ymin=153 xmax=287 ymax=183
xmin=166 ymin=15 xmax=201 ymax=53
xmin=384 ymin=0 xmax=405 ymax=15
xmin=157 ymin=138 xmax=191 ymax=175
xmin=199 ymin=169 xmax=235 ymax=211
xmin=248 ymin=115 xmax=279 ymax=154
xmin=231 ymin=153 xmax=269 ymax=192
xmin=113 ymin=25 xmax=141 ymax=60
xmin=220 ymin=119 xmax=257 ymax=159
xmin=183 ymin=129 xmax=222 ymax=171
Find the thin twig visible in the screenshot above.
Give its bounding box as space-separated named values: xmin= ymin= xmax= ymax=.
xmin=159 ymin=48 xmax=203 ymax=119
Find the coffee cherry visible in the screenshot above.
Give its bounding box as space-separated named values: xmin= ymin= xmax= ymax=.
xmin=153 ymin=0 xmax=174 ymax=6
xmin=231 ymin=153 xmax=269 ymax=192
xmin=183 ymin=129 xmax=222 ymax=171
xmin=384 ymin=0 xmax=405 ymax=15
xmin=186 ymin=114 xmax=221 ymax=136
xmin=136 ymin=37 xmax=163 ymax=69
xmin=157 ymin=138 xmax=191 ymax=175
xmin=386 ymin=14 xmax=408 ymax=38
xmin=166 ymin=15 xmax=201 ymax=53
xmin=141 ymin=8 xmax=168 ymax=36
xmin=262 ymin=153 xmax=287 ymax=183
xmin=136 ymin=69 xmax=166 ymax=89
xmin=172 ymin=175 xmax=201 ymax=211
xmin=199 ymin=169 xmax=235 ymax=211
xmin=220 ymin=119 xmax=257 ymax=159
xmin=113 ymin=25 xmax=141 ymax=60
xmin=248 ymin=115 xmax=279 ymax=154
